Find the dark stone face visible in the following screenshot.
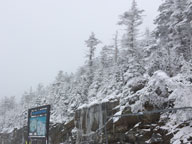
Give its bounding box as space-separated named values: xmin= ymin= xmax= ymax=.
xmin=0 ymin=127 xmax=28 ymax=144
xmin=0 ymin=121 xmax=75 ymax=144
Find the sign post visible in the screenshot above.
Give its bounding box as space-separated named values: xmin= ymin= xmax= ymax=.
xmin=27 ymin=105 xmax=50 ymax=144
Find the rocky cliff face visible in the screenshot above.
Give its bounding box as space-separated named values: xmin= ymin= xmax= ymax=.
xmin=74 ymin=100 xmax=119 ymax=144
xmin=73 ymin=100 xmax=173 ymax=144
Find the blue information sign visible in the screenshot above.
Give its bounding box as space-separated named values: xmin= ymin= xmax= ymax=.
xmin=29 ymin=116 xmax=47 ymax=136
xmin=28 ymin=105 xmax=50 ymax=143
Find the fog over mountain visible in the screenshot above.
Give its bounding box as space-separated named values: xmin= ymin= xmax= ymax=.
xmin=0 ymin=0 xmax=162 ymax=98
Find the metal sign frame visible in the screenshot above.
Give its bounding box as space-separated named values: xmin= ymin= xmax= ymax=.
xmin=27 ymin=105 xmax=50 ymax=144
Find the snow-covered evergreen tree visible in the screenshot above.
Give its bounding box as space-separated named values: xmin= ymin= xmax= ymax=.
xmin=171 ymin=0 xmax=191 ymax=61
xmin=85 ymin=32 xmax=100 ymax=87
xmin=154 ymin=0 xmax=192 ymax=76
xmin=141 ymin=28 xmax=156 ymax=48
xmin=113 ymin=31 xmax=119 ymax=64
xmin=118 ymin=0 xmax=144 ymax=60
xmin=100 ymin=45 xmax=113 ymax=68
xmin=185 ymin=0 xmax=192 ymax=59
xmin=85 ymin=32 xmax=100 ymax=68
xmin=118 ymin=0 xmax=145 ymax=80
xmin=154 ymin=0 xmax=175 ymax=75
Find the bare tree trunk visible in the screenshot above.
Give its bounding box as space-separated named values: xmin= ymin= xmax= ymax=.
xmin=114 ymin=31 xmax=119 ymax=64
xmin=167 ymin=45 xmax=172 ymax=76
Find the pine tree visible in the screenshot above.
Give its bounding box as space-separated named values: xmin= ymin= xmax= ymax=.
xmin=185 ymin=0 xmax=192 ymax=59
xmin=113 ymin=31 xmax=119 ymax=64
xmin=118 ymin=0 xmax=145 ymax=79
xmin=118 ymin=0 xmax=144 ymax=59
xmin=85 ymin=32 xmax=100 ymax=86
xmin=171 ymin=0 xmax=190 ymax=60
xmin=142 ymin=28 xmax=155 ymax=47
xmin=100 ymin=45 xmax=113 ymax=68
xmin=154 ymin=0 xmax=191 ymax=76
xmin=85 ymin=32 xmax=100 ymax=68
xmin=35 ymin=83 xmax=45 ymax=106
xmin=154 ymin=0 xmax=174 ymax=75
xmin=55 ymin=70 xmax=65 ymax=84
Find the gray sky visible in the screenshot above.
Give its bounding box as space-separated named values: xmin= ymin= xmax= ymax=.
xmin=0 ymin=0 xmax=162 ymax=99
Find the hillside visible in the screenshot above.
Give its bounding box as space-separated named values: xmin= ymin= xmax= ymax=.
xmin=0 ymin=0 xmax=192 ymax=143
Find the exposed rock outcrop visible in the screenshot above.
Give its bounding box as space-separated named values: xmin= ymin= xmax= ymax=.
xmin=73 ymin=99 xmax=173 ymax=144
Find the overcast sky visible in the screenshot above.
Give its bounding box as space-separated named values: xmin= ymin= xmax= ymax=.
xmin=0 ymin=0 xmax=162 ymax=99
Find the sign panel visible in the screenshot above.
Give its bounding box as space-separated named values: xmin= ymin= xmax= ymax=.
xmin=28 ymin=105 xmax=50 ymax=141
